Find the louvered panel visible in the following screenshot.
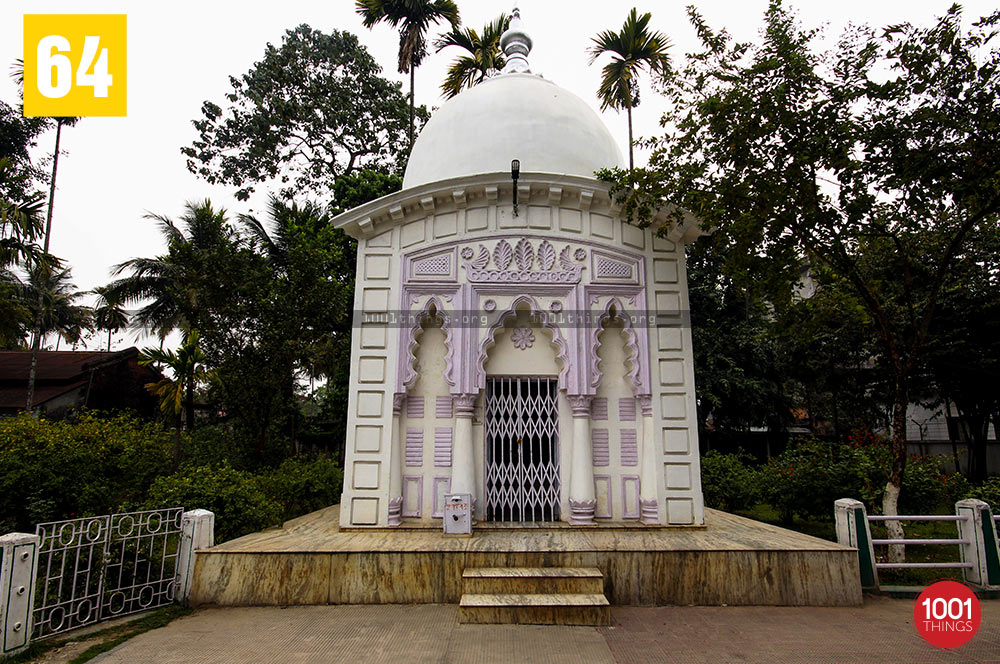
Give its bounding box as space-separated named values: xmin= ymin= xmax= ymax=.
xmin=620 ymin=428 xmax=639 ymax=466
xmin=485 ymin=376 xmax=560 ymax=522
xmin=619 ymin=397 xmax=636 ymax=422
xmin=592 ymin=429 xmax=610 ymax=466
xmin=407 ymin=396 xmax=425 ymax=418
xmin=405 ymin=428 xmax=423 ymax=466
xmin=434 ymin=427 xmax=452 ymax=467
xmin=591 ymin=397 xmax=608 ymax=420
xmin=435 ymin=395 xmax=453 ymax=418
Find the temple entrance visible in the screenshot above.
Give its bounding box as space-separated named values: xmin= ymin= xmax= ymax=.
xmin=484 ymin=376 xmax=560 ymax=522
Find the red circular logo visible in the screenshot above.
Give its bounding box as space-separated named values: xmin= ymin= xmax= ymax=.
xmin=914 ymin=580 xmax=981 ymax=649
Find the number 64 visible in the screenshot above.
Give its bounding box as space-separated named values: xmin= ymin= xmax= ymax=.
xmin=37 ymin=35 xmax=111 ymax=99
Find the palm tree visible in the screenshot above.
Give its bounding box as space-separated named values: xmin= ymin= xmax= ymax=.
xmin=356 ymin=0 xmax=461 ymax=149
xmin=13 ymin=59 xmax=82 ymax=407
xmin=105 ymin=200 xmax=233 ymax=340
xmin=92 ymin=285 xmax=129 ymax=351
xmin=19 ymin=259 xmax=93 ymax=351
xmin=433 ymin=13 xmax=510 ymax=99
xmin=140 ymin=331 xmax=208 ymax=464
xmin=588 ymin=8 xmax=671 ymax=171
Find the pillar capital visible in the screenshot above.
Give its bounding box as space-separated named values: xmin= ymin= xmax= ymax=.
xmin=392 ymin=393 xmax=405 ymax=417
xmin=638 ymin=394 xmax=653 ymax=417
xmin=567 ymin=394 xmax=593 ymax=418
xmin=453 ymin=394 xmax=477 ymax=418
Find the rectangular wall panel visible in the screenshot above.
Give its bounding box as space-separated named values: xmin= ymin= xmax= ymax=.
xmin=591 ymin=397 xmax=608 ymax=420
xmin=406 ymin=396 xmax=425 ymax=419
xmin=618 ymin=398 xmax=636 ymax=421
xmin=402 ymin=476 xmax=422 ymax=517
xmin=594 ymin=475 xmax=612 ymax=518
xmin=435 ymin=396 xmax=453 ymax=418
xmin=621 ymin=475 xmax=640 ymax=519
xmin=432 ymin=476 xmax=451 ymax=518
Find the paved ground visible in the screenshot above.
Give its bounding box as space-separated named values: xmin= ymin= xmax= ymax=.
xmin=91 ymin=598 xmax=999 ymax=664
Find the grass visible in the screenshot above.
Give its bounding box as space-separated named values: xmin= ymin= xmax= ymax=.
xmin=4 ymin=605 xmax=191 ymax=664
xmin=735 ymin=503 xmax=966 ymax=587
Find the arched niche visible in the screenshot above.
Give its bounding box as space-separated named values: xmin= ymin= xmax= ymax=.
xmin=476 ymin=296 xmax=569 ymax=390
xmin=398 ymin=297 xmax=456 ymax=394
xmin=589 ymin=298 xmax=648 ymax=395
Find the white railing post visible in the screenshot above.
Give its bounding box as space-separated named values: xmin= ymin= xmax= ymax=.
xmin=175 ymin=510 xmax=215 ymax=605
xmin=955 ymin=499 xmax=1000 ymax=589
xmin=835 ymin=498 xmax=878 ymax=590
xmin=1 ymin=533 xmax=40 ymax=658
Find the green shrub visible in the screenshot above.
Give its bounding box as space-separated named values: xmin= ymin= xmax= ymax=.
xmin=0 ymin=413 xmax=173 ymax=531
xmin=699 ymin=449 xmax=760 ymax=511
xmin=144 ymin=464 xmax=281 ymax=542
xmin=965 ymin=476 xmax=1000 ymax=511
xmin=258 ymin=456 xmax=343 ymax=522
xmin=759 ymin=438 xmax=866 ymax=521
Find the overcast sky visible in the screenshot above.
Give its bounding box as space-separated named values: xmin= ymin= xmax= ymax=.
xmin=2 ymin=1 xmax=993 ymax=351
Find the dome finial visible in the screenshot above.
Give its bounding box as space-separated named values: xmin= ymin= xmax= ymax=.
xmin=500 ymin=6 xmax=532 ymax=74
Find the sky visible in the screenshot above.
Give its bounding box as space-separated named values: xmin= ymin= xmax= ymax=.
xmin=2 ymin=0 xmax=994 ymax=351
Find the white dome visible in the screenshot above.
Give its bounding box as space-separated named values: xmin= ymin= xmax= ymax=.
xmin=402 ymin=73 xmax=626 ymax=190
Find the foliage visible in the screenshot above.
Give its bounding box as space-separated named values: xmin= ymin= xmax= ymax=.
xmin=145 ymin=463 xmax=282 ymax=543
xmin=965 ymin=477 xmax=1000 ymax=511
xmin=434 ymin=13 xmax=510 ymax=98
xmin=258 ymin=456 xmax=344 ymax=522
xmin=182 ymin=26 xmax=415 ymax=203
xmin=687 ymin=236 xmax=790 ymax=433
xmin=588 ymin=8 xmax=670 ymax=169
xmin=601 ymin=2 xmax=1000 ymax=542
xmin=16 ymin=258 xmax=93 ymax=347
xmin=140 ymin=330 xmax=209 ymax=428
xmin=356 ymin=0 xmax=461 ymax=146
xmin=0 ymin=413 xmax=173 ymax=532
xmin=699 ymin=449 xmax=760 ymax=511
xmin=91 ymin=284 xmax=128 ymax=351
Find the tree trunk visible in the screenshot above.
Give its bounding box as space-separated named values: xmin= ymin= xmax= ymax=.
xmin=173 ymin=426 xmax=182 ymax=470
xmin=185 ymin=372 xmax=195 ymax=432
xmin=882 ymin=375 xmax=909 ymax=563
xmin=409 ymin=66 xmax=415 ymax=153
xmin=26 ymin=121 xmax=63 ymax=411
xmin=107 ymin=328 xmax=112 ymax=352
xmin=626 ymin=103 xmax=634 ymax=171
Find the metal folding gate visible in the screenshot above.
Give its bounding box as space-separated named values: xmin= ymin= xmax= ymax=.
xmin=484 ymin=376 xmax=560 ymax=522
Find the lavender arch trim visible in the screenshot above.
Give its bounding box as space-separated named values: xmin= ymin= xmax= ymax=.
xmin=590 ymin=298 xmax=650 ymax=394
xmin=474 ymin=294 xmax=571 ymax=391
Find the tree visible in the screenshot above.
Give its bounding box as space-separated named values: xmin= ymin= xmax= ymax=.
xmin=140 ymin=331 xmax=209 ymax=464
xmin=588 ymin=8 xmax=671 ymax=171
xmin=356 ymin=0 xmax=461 ymax=149
xmin=182 ymin=26 xmax=414 ymax=203
xmin=105 ymin=201 xmax=241 ymax=340
xmin=18 ymin=259 xmax=93 ymax=350
xmin=10 ymin=59 xmax=82 ymax=408
xmin=92 ymin=284 xmax=129 ymax=352
xmin=433 ymin=13 xmax=509 ymax=99
xmin=603 ymin=2 xmax=1000 ymax=559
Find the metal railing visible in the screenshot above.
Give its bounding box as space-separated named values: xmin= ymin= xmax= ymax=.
xmin=835 ymin=498 xmax=1000 ymax=591
xmin=33 ymin=507 xmax=184 ymax=639
xmin=865 ymin=514 xmax=971 ymax=571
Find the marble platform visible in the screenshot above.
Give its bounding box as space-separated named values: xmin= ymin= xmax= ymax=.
xmin=188 ymin=506 xmax=862 ymax=607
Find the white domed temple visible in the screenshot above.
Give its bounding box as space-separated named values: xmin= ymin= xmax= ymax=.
xmin=337 ymin=10 xmax=705 ymax=529
xmin=188 ymin=10 xmax=861 ymax=617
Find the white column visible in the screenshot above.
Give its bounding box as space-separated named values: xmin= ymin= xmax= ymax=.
xmin=175 ymin=509 xmax=215 ymax=605
xmin=638 ymin=395 xmax=659 ymax=524
xmin=0 ymin=532 xmax=39 ymax=657
xmin=568 ymin=395 xmax=596 ymax=525
xmin=451 ymin=394 xmax=478 ymax=501
xmin=387 ymin=394 xmax=404 ymax=526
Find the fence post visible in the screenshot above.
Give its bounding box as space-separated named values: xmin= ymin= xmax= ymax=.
xmin=0 ymin=533 xmax=40 ymax=658
xmin=175 ymin=510 xmax=215 ymax=605
xmin=955 ymin=499 xmax=1000 ymax=589
xmin=835 ymin=498 xmax=878 ymax=590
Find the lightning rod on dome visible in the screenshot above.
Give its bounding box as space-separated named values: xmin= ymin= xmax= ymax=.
xmin=500 ymin=6 xmax=532 ymax=74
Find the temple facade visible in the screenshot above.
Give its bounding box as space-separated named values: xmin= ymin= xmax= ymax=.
xmin=334 ymin=11 xmax=704 ymax=528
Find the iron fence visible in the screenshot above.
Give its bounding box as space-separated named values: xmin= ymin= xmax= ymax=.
xmin=33 ymin=507 xmax=183 ymax=639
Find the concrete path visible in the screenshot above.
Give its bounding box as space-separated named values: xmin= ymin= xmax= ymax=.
xmin=93 ymin=598 xmax=999 ymax=664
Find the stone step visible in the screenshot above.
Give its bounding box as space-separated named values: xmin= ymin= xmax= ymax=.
xmin=459 ymin=592 xmax=611 ymax=626
xmin=462 ymin=567 xmax=604 ymax=595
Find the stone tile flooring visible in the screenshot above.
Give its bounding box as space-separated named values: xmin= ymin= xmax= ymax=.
xmin=92 ymin=598 xmax=999 ymax=664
